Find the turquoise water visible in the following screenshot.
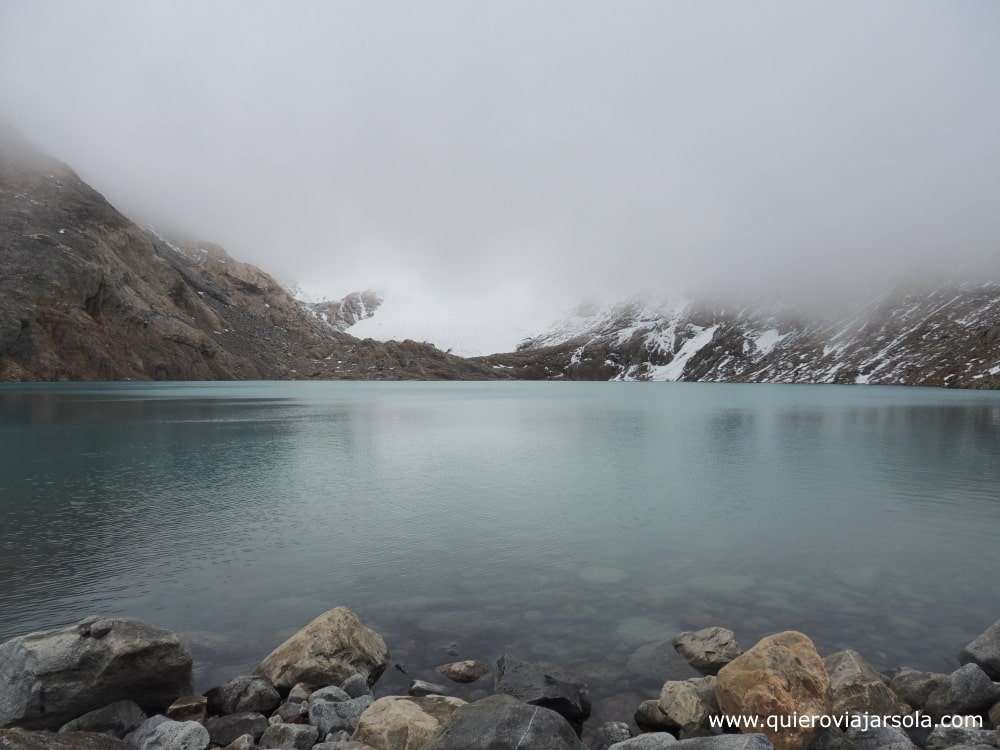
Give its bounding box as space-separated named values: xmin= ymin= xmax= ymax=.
xmin=1 ymin=382 xmax=999 ymax=721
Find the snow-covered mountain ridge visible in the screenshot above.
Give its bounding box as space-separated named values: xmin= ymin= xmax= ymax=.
xmin=477 ymin=285 xmax=1000 ymax=389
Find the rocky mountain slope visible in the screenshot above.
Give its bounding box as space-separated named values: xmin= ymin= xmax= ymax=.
xmin=0 ymin=132 xmax=498 ymax=382
xmin=302 ymin=289 xmax=382 ymax=331
xmin=478 ymin=289 xmax=1000 ymax=389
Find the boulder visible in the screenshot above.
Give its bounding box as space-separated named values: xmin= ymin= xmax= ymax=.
xmin=124 ymin=716 xmax=209 ymax=750
xmin=436 ymin=661 xmax=490 ymax=684
xmin=673 ymin=628 xmax=743 ymax=676
xmin=0 ymin=728 xmax=127 ymax=749
xmin=59 ymin=700 xmax=146 ymax=738
xmin=593 ymin=721 xmax=633 ymax=750
xmin=315 ymin=741 xmax=376 ymax=750
xmin=609 ymin=733 xmax=677 ymax=749
xmin=636 ymin=700 xmax=675 ymax=732
xmin=844 ymin=726 xmax=916 ymax=750
xmin=219 ymin=737 xmax=255 ymax=750
xmin=0 ymin=616 xmax=193 ymax=730
xmin=342 ymin=674 xmax=374 ymax=699
xmin=493 ymin=655 xmax=591 ymax=724
xmin=924 ymin=664 xmax=999 ymax=719
xmin=409 ymin=680 xmax=448 ymax=697
xmin=272 ymin=700 xmax=310 ymax=724
xmin=925 ymin=725 xmax=997 ymax=750
xmin=888 ymin=669 xmax=947 ymax=710
xmin=352 ymin=695 xmax=465 ymax=750
xmin=256 ymin=608 xmax=389 ymax=691
xmin=165 ymin=697 xmax=205 ymax=725
xmin=715 ymin=631 xmax=831 ymax=750
xmin=288 ymin=683 xmax=313 ymax=703
xmin=808 ymin=727 xmax=854 ymax=750
xmin=308 ymin=694 xmax=373 ymax=736
xmin=823 ymin=650 xmax=902 ymax=716
xmin=258 ymin=722 xmax=319 ymax=749
xmin=989 ymin=701 xmax=1000 ymax=728
xmin=671 ymin=737 xmax=774 ymax=750
xmin=658 ymin=680 xmax=712 ymax=733
xmin=206 ymin=675 xmax=281 ymax=716
xmin=203 ymin=712 xmax=267 ymax=746
xmin=313 ymin=686 xmax=353 ymax=704
xmin=423 ymin=694 xmax=586 ymax=750
xmin=960 ymin=620 xmax=1000 ymax=680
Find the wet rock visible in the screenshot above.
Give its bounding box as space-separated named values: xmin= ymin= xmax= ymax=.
xmin=206 ymin=675 xmax=280 ymax=716
xmin=823 ymin=650 xmax=902 ymax=716
xmin=272 ymin=701 xmax=309 ymax=724
xmin=287 ymin=683 xmax=313 ymax=703
xmin=888 ymin=669 xmax=948 ymax=710
xmin=715 ymin=631 xmax=831 ymax=750
xmin=673 ymin=628 xmax=743 ymax=676
xmin=845 ymin=726 xmax=916 ymax=750
xmin=658 ymin=680 xmax=712 ymax=733
xmin=671 ymin=736 xmax=774 ymax=750
xmin=219 ymin=737 xmax=254 ymax=750
xmin=0 ymin=616 xmax=193 ymax=730
xmin=308 ymin=694 xmax=372 ymax=736
xmin=593 ymin=721 xmax=633 ymax=750
xmin=353 ymin=695 xmax=465 ymax=750
xmin=258 ymin=722 xmax=319 ymax=749
xmin=0 ymin=728 xmax=127 ymax=749
xmin=203 ymin=712 xmax=267 ymax=746
xmin=165 ymin=697 xmax=206 ymax=724
xmin=924 ymin=664 xmax=999 ymax=719
xmin=409 ymin=680 xmax=449 ymax=697
xmin=924 ymin=725 xmax=997 ymax=750
xmin=493 ymin=654 xmax=591 ymax=724
xmin=124 ymin=716 xmax=209 ymax=750
xmin=960 ymin=620 xmax=1000 ymax=680
xmin=59 ymin=700 xmax=147 ymax=738
xmin=342 ymin=674 xmax=373 ymax=698
xmin=423 ymin=694 xmax=586 ymax=750
xmin=256 ymin=608 xmax=389 ymax=691
xmin=636 ymin=699 xmax=675 ymax=732
xmin=436 ymin=660 xmax=490 ymax=684
xmin=610 ymin=733 xmax=678 ymax=749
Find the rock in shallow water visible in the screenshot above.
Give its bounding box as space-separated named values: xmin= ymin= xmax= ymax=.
xmin=256 ymin=607 xmax=389 ymax=691
xmin=493 ymin=654 xmax=591 ymax=724
xmin=960 ymin=619 xmax=1000 ymax=680
xmin=58 ymin=700 xmax=146 ymax=738
xmin=353 ymin=695 xmax=466 ymax=750
xmin=409 ymin=680 xmax=449 ymax=697
xmin=0 ymin=616 xmax=193 ymax=731
xmin=423 ymin=694 xmax=586 ymax=750
xmin=673 ymin=628 xmax=743 ymax=676
xmin=436 ymin=660 xmax=490 ymax=684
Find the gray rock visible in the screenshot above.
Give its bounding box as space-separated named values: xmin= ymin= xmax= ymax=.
xmin=807 ymin=727 xmax=854 ymax=750
xmin=990 ymin=701 xmax=1000 ymax=728
xmin=889 ymin=669 xmax=948 ymax=710
xmin=671 ymin=736 xmax=774 ymax=750
xmin=925 ymin=664 xmax=999 ymax=718
xmin=436 ymin=660 xmax=491 ymax=684
xmin=845 ymin=726 xmax=916 ymax=750
xmin=257 ymin=722 xmax=319 ymax=749
xmin=165 ymin=697 xmax=206 ymax=724
xmin=961 ymin=620 xmax=1000 ymax=680
xmin=493 ymin=654 xmax=591 ymax=724
xmin=0 ymin=616 xmax=193 ymax=730
xmin=203 ymin=712 xmax=267 ymax=746
xmin=672 ymin=628 xmax=743 ymax=675
xmin=610 ymin=733 xmax=678 ymax=749
xmin=205 ymin=675 xmax=281 ymax=716
xmin=593 ymin=721 xmax=633 ymax=750
xmin=287 ymin=683 xmax=313 ymax=703
xmin=272 ymin=701 xmax=309 ymax=724
xmin=409 ymin=680 xmax=449 ymax=697
xmin=924 ymin=725 xmax=998 ymax=750
xmin=314 ymin=742 xmax=376 ymax=750
xmin=311 ymin=686 xmax=352 ymax=704
xmin=307 ymin=695 xmax=372 ymax=736
xmin=657 ymin=679 xmax=715 ymax=733
xmin=124 ymin=716 xmax=209 ymax=750
xmin=59 ymin=700 xmax=147 ymax=738
xmin=424 ymin=694 xmax=586 ymax=749
xmin=0 ymin=728 xmax=128 ymax=749
xmin=219 ymin=737 xmax=255 ymax=750
xmin=824 ymin=650 xmax=902 ymax=716
xmin=341 ymin=674 xmax=372 ymax=698
xmin=636 ymin=699 xmax=674 ymax=731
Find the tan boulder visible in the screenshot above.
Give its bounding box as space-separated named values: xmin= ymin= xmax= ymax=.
xmin=715 ymin=631 xmax=831 ymax=750
xmin=823 ymin=650 xmax=902 ymax=716
xmin=657 ymin=677 xmax=717 ymax=733
xmin=352 ymin=696 xmax=466 ymax=750
xmin=256 ymin=607 xmax=389 ymax=690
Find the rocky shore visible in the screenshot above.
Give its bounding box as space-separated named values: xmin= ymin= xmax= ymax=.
xmin=1 ymin=608 xmax=999 ymax=750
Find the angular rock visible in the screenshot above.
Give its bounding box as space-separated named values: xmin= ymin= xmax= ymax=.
xmin=258 ymin=722 xmax=319 ymax=749
xmin=715 ymin=631 xmax=831 ymax=750
xmin=0 ymin=728 xmax=127 ymax=749
xmin=671 ymin=736 xmax=774 ymax=750
xmin=924 ymin=664 xmax=999 ymax=719
xmin=823 ymin=650 xmax=901 ymax=716
xmin=409 ymin=680 xmax=449 ymax=697
xmin=960 ymin=620 xmax=1000 ymax=681
xmin=673 ymin=628 xmax=743 ymax=676
xmin=844 ymin=726 xmax=916 ymax=750
xmin=0 ymin=616 xmax=193 ymax=730
xmin=219 ymin=737 xmax=255 ymax=750
xmin=353 ymin=695 xmax=465 ymax=750
xmin=203 ymin=712 xmax=267 ymax=746
xmin=593 ymin=721 xmax=633 ymax=750
xmin=493 ymin=654 xmax=591 ymax=724
xmin=888 ymin=669 xmax=948 ymax=710
xmin=610 ymin=733 xmax=677 ymax=749
xmin=341 ymin=674 xmax=372 ymax=699
xmin=273 ymin=700 xmax=310 ymax=724
xmin=423 ymin=694 xmax=586 ymax=750
xmin=308 ymin=695 xmax=372 ymax=736
xmin=312 ymin=686 xmax=353 ymax=704
xmin=205 ymin=675 xmax=280 ymax=716
xmin=436 ymin=660 xmax=490 ymax=684
xmin=288 ymin=683 xmax=313 ymax=703
xmin=636 ymin=699 xmax=675 ymax=731
xmin=256 ymin=608 xmax=389 ymax=691
xmin=165 ymin=697 xmax=206 ymax=724
xmin=59 ymin=700 xmax=147 ymax=738
xmin=124 ymin=716 xmax=209 ymax=750
xmin=658 ymin=681 xmax=712 ymax=733
xmin=924 ymin=725 xmax=997 ymax=750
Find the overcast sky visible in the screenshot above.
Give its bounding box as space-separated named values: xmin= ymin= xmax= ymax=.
xmin=2 ymin=1 xmax=999 ymax=353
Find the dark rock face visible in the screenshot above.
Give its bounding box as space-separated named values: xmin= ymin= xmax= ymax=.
xmin=204 ymin=675 xmax=280 ymax=716
xmin=203 ymin=712 xmax=267 ymax=746
xmin=424 ymin=694 xmax=586 ymax=750
xmin=122 ymin=716 xmax=209 ymax=750
xmin=923 ymin=664 xmax=999 ymax=719
xmin=823 ymin=650 xmax=902 ymax=716
xmin=0 ymin=616 xmax=193 ymax=731
xmin=493 ymin=655 xmax=591 ymax=725
xmin=0 ymin=728 xmax=128 ymax=749
xmin=961 ymin=619 xmax=1000 ymax=680
xmin=58 ymin=700 xmax=146 ymax=738
xmin=257 ymin=722 xmax=319 ymax=749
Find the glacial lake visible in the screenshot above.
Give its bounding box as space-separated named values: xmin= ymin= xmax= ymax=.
xmin=2 ymin=381 xmax=999 ymax=725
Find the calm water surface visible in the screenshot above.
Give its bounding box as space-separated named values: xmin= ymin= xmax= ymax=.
xmin=1 ymin=382 xmax=999 ymax=722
